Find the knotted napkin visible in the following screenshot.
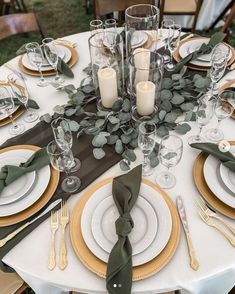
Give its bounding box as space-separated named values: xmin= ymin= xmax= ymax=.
xmin=16 ymin=44 xmax=74 ymax=78
xmin=191 ymin=142 xmax=235 ymax=171
xmin=0 ymin=147 xmax=50 ymax=193
xmin=174 ymin=32 xmax=226 ymax=72
xmin=106 ymin=165 xmax=142 ymax=294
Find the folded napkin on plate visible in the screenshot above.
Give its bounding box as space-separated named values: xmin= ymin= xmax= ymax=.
xmin=13 ymin=98 xmax=39 ymax=109
xmin=16 ymin=44 xmax=74 ymax=78
xmin=0 ymin=147 xmax=50 ymax=193
xmin=191 ymin=142 xmax=235 ymax=171
xmin=174 ymin=32 xmax=226 ymax=72
xmin=106 ymin=165 xmax=142 ymax=294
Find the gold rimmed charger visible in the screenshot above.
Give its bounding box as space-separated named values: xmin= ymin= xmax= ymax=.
xmin=0 ymin=82 xmax=25 ymax=127
xmin=0 ymin=145 xmax=60 ymax=227
xmin=173 ymin=37 xmax=235 ymax=71
xmin=220 ymin=80 xmax=235 ymax=119
xmin=70 ymin=177 xmax=180 ymax=281
xmin=18 ymin=44 xmax=79 ymax=77
xmin=193 ymin=141 xmax=235 ymax=219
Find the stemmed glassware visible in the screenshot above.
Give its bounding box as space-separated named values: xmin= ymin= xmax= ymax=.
xmin=155 ymin=135 xmax=183 ymax=189
xmin=160 ymin=18 xmax=174 ymax=63
xmin=47 ymin=140 xmax=81 ymax=193
xmin=42 ymin=37 xmax=64 ymax=84
xmin=138 ymin=121 xmax=156 ymax=176
xmin=206 ymin=95 xmax=234 ymax=142
xmin=210 ymin=43 xmax=230 ymax=94
xmin=51 ymin=117 xmax=81 ymax=172
xmin=8 ymin=74 xmax=39 ymax=123
xmin=0 ymin=86 xmax=25 ymax=135
xmin=26 ymin=42 xmax=48 ymax=87
xmin=188 ymin=94 xmax=215 ymax=144
xmin=90 ymin=19 xmax=103 ymax=36
xmin=165 ymin=24 xmax=181 ymax=71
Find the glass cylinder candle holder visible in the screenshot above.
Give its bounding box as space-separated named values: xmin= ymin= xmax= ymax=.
xmin=128 ymin=50 xmax=164 ymax=121
xmin=88 ymin=32 xmax=124 ymax=110
xmin=125 ymin=4 xmax=160 ymax=59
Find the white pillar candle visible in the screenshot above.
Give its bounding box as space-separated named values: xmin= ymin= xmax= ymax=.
xmin=133 ymin=48 xmax=150 ymax=86
xmin=97 ymin=67 xmax=118 ymax=108
xmin=136 ymin=81 xmax=156 ymax=116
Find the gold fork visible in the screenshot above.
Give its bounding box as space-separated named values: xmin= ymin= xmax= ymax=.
xmin=198 ymin=209 xmax=235 ymax=247
xmin=197 ymin=197 xmax=235 ymax=235
xmin=48 ymin=211 xmax=59 ymax=270
xmin=59 ymin=201 xmax=69 ymax=270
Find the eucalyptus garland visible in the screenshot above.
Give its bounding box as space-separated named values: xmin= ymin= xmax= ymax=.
xmin=40 ymin=65 xmax=211 ymax=170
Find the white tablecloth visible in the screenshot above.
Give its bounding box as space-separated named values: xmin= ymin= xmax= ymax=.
xmin=1 ymin=31 xmax=235 ymax=294
xmin=169 ymin=0 xmax=232 ymax=30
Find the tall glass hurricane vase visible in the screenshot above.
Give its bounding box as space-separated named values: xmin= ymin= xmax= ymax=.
xmin=88 ymin=32 xmax=124 ymax=110
xmin=128 ymin=50 xmax=164 ymax=121
xmin=125 ymin=4 xmax=160 ymax=58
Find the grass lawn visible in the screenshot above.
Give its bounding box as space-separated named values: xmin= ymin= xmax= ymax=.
xmin=0 ymin=1 xmax=234 ymax=65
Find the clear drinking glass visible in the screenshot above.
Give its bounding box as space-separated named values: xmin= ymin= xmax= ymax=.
xmin=42 ymin=37 xmax=64 ymax=84
xmin=160 ymin=18 xmax=174 ymax=63
xmin=26 ymin=42 xmax=48 ymax=87
xmin=51 ymin=117 xmax=81 ymax=172
xmin=206 ymin=95 xmax=234 ymax=142
xmin=47 ymin=140 xmax=81 ymax=193
xmin=210 ymin=43 xmax=230 ymax=94
xmin=104 ymin=18 xmax=117 ymax=31
xmin=8 ymin=74 xmax=39 ymax=123
xmin=188 ymin=94 xmax=215 ymax=144
xmin=155 ymin=135 xmax=183 ymax=189
xmin=90 ymin=19 xmax=103 ymax=36
xmin=125 ymin=4 xmax=160 ymax=57
xmin=165 ymin=24 xmax=181 ymax=71
xmin=138 ymin=121 xmax=156 ymax=176
xmin=0 ymin=86 xmax=25 ymax=135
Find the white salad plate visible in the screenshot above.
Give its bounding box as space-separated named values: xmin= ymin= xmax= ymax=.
xmin=219 ymin=149 xmax=235 ymax=194
xmin=131 ymin=31 xmax=148 ymax=49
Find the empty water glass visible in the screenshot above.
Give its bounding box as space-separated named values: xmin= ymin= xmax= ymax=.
xmin=165 ymin=24 xmax=181 ymax=71
xmin=160 ymin=18 xmax=174 ymax=63
xmin=138 ymin=121 xmax=156 ymax=176
xmin=90 ymin=19 xmax=103 ymax=36
xmin=155 ymin=135 xmax=183 ymax=189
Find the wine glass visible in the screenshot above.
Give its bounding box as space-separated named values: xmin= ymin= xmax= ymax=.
xmin=138 ymin=121 xmax=156 ymax=176
xmin=155 ymin=135 xmax=183 ymax=189
xmin=210 ymin=43 xmax=230 ymax=94
xmin=206 ymin=95 xmax=234 ymax=142
xmin=47 ymin=140 xmax=81 ymax=193
xmin=165 ymin=24 xmax=181 ymax=71
xmin=188 ymin=94 xmax=215 ymax=144
xmin=51 ymin=117 xmax=81 ymax=172
xmin=159 ymin=18 xmax=174 ymax=63
xmin=42 ymin=37 xmax=64 ymax=84
xmin=0 ymin=86 xmax=25 ymax=135
xmin=26 ymin=42 xmax=48 ymax=87
xmin=8 ymin=74 xmax=39 ymax=123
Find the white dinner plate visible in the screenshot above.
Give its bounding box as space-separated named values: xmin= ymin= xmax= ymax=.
xmin=131 ymin=31 xmax=148 ymax=49
xmin=22 ymin=45 xmax=72 ymax=72
xmin=0 ymin=155 xmax=36 ymax=205
xmin=0 ymin=149 xmax=51 ymax=216
xmin=81 ymin=180 xmax=172 ymax=266
xmin=91 ymin=195 xmax=158 ymax=256
xmin=219 ymin=150 xmax=235 ymax=194
xmin=203 ymin=146 xmax=235 ymax=208
xmin=0 ymin=105 xmax=20 ymax=121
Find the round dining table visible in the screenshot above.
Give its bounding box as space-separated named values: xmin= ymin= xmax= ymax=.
xmin=1 ymin=30 xmax=235 ymax=294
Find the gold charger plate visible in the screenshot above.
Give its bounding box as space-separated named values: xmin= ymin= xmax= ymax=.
xmin=70 ymin=177 xmax=180 ymax=281
xmin=173 ymin=37 xmax=235 ymax=71
xmin=18 ymin=44 xmax=79 ymax=77
xmin=193 ymin=141 xmax=235 ymax=219
xmin=220 ymin=80 xmax=235 ymax=119
xmin=0 ymin=145 xmax=60 ymax=226
xmin=0 ymin=82 xmax=25 ymax=126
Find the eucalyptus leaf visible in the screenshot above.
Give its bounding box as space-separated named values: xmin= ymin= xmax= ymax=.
xmin=160 ymin=89 xmax=173 ymax=100
xmin=163 ymin=152 xmax=177 ymax=160
xmin=40 ymin=113 xmax=52 ymax=123
xmin=161 ymin=78 xmax=173 ymax=89
xmin=82 ymin=84 xmax=95 ymax=94
xmin=107 ymin=135 xmax=119 ymax=145
xmin=159 ymin=110 xmax=166 ymax=120
xmin=68 ymin=120 xmax=80 ymax=132
xmin=156 ymin=126 xmax=169 ymax=137
xmin=160 ymin=100 xmax=172 ymax=112
xmin=112 ymin=99 xmax=122 ymax=111
xmin=122 ymin=99 xmax=131 ymax=112
xmin=93 ymin=148 xmax=106 ymax=159
xmin=95 ymin=119 xmax=105 ymax=128
xmin=65 ymin=108 xmax=77 ymax=116
xmin=122 ymin=149 xmax=136 ymax=162
xmin=164 ymin=112 xmax=178 ymax=123
xmin=108 ymin=116 xmax=120 ymax=124
xmin=120 ymin=160 xmax=130 ymax=171
xmin=180 ymin=102 xmax=195 ymax=112
xmin=171 ymin=93 xmax=185 ymax=105
xmin=130 ymin=138 xmax=138 ymax=148
xmin=53 ymin=105 xmax=64 ymax=114
xmin=115 ymin=139 xmax=123 ymax=154
xmin=175 ymin=123 xmax=191 ymax=134
xmin=121 ymin=134 xmax=131 ymax=144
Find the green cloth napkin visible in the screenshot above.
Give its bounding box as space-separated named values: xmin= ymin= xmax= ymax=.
xmin=191 ymin=142 xmax=235 ymax=171
xmin=174 ymin=32 xmax=226 ymax=72
xmin=16 ymin=44 xmax=74 ymax=78
xmin=0 ymin=147 xmax=50 ymax=193
xmin=13 ymin=98 xmax=39 ymax=109
xmin=106 ymin=165 xmax=142 ymax=294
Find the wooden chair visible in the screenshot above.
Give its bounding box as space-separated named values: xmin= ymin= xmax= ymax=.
xmin=94 ymin=0 xmax=154 ymax=26
xmin=0 ymin=12 xmax=44 ymax=40
xmin=159 ymin=0 xmax=203 ymax=32
xmin=0 ymin=270 xmax=28 ymax=294
xmin=0 ymin=0 xmax=27 ymax=15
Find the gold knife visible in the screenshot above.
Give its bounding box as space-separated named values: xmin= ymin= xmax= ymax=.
xmin=176 ymin=196 xmax=199 ymax=270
